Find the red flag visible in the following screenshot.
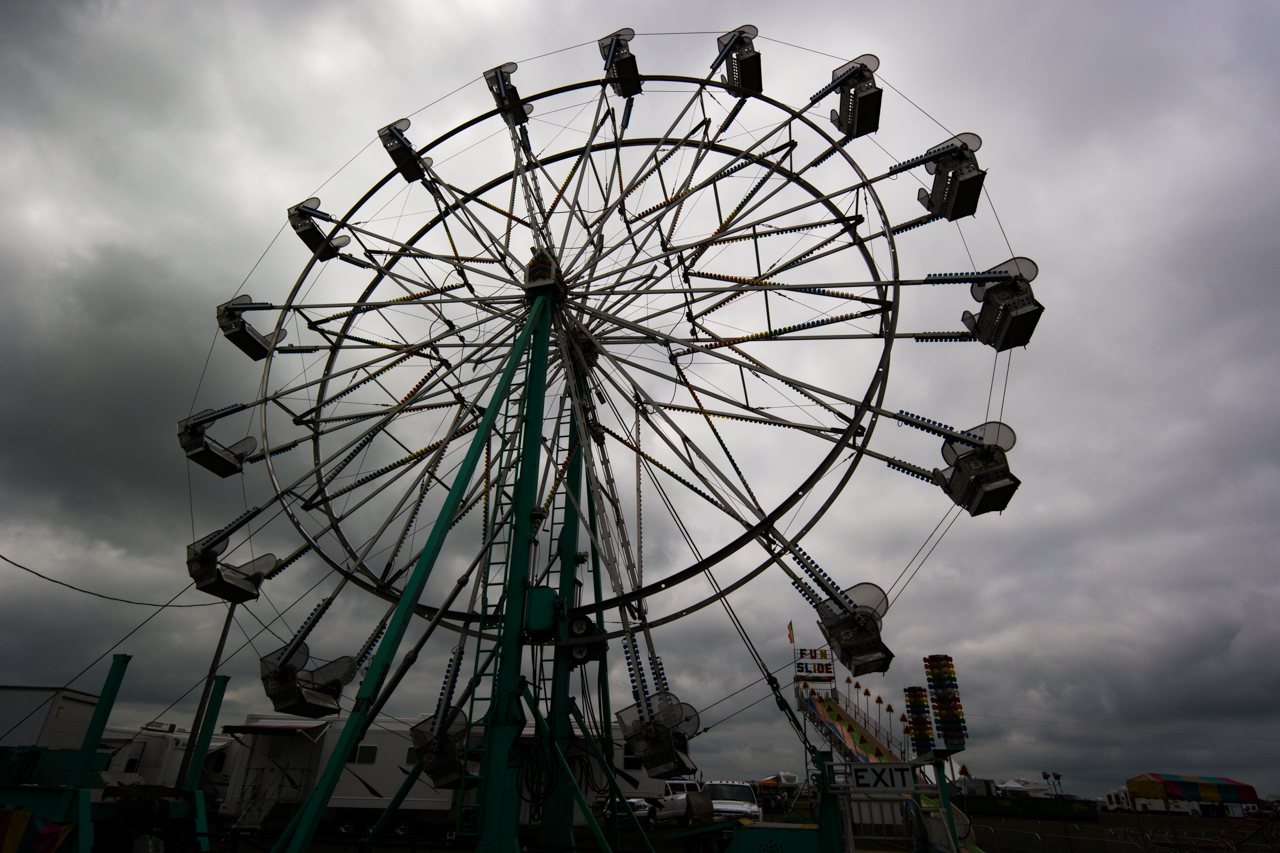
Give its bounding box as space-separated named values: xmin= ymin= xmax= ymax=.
xmin=788 ymin=621 xmax=794 ymax=644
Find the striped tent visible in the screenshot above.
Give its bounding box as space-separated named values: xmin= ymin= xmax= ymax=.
xmin=1126 ymin=774 xmax=1258 ymax=805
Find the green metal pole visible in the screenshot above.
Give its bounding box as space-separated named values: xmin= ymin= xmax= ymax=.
xmin=521 ymin=685 xmax=613 ymax=853
xmin=588 ymin=486 xmax=616 ymax=844
xmin=183 ymin=675 xmax=229 ymax=791
xmin=274 ymin=299 xmax=546 ymax=853
xmin=814 ymin=751 xmax=844 ymax=853
xmin=184 ymin=673 xmax=225 ymax=853
xmin=476 ymin=293 xmax=553 ymax=853
xmin=76 ymin=654 xmax=131 ymax=779
xmin=935 ymin=758 xmax=960 ymax=852
xmin=537 ymin=369 xmax=585 ymax=849
xmin=366 ymin=759 xmax=424 ymax=840
xmin=567 ymin=699 xmax=655 ymax=853
xmin=177 ymin=602 xmax=236 ymax=788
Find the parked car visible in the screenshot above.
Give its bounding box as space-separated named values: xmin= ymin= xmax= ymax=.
xmin=644 ymin=778 xmax=703 ymax=827
xmin=702 ymin=781 xmax=762 ymax=822
xmin=599 ymin=797 xmax=651 ymax=824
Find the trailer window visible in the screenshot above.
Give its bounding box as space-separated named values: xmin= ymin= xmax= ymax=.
xmin=348 ymin=745 xmax=377 ymax=764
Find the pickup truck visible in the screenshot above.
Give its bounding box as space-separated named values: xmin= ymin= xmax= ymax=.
xmin=643 ymin=778 xmax=705 ymax=827
xmin=702 ymin=781 xmax=763 ymax=822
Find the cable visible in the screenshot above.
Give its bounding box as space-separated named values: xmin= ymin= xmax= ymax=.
xmin=984 ymin=186 xmax=1016 ymax=259
xmin=984 ymin=351 xmax=1000 ymax=423
xmin=101 ymin=568 xmax=343 ymax=753
xmin=699 ymin=690 xmax=775 ymax=735
xmin=187 ymin=222 xmax=286 ymax=419
xmin=0 ymin=583 xmax=198 ymax=741
xmin=886 ymin=509 xmax=962 ymax=612
xmin=756 ymin=36 xmax=846 ymax=63
xmin=997 ymin=350 xmax=1013 ymax=427
xmin=1 ymin=553 xmax=215 ymax=608
xmin=694 ymin=660 xmax=794 ymax=718
xmin=876 ymin=76 xmax=956 ymax=137
xmin=884 ymin=507 xmax=954 ymax=600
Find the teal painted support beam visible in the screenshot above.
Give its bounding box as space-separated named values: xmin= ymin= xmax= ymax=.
xmin=934 ymin=759 xmax=960 ymax=852
xmin=274 ymin=298 xmax=548 ymax=853
xmin=520 ymin=684 xmax=613 ymax=853
xmin=177 ymin=602 xmax=236 ymax=787
xmin=814 ymin=751 xmax=844 ymax=853
xmin=76 ymin=788 xmax=92 ymax=853
xmin=587 ymin=486 xmax=615 ymax=844
xmin=537 ymin=378 xmax=585 ymax=850
xmin=566 ymin=699 xmax=655 ymax=853
xmin=475 ymin=295 xmax=553 ymax=853
xmin=193 ymin=792 xmax=210 ymax=853
xmin=365 ymin=759 xmax=424 ymax=841
xmin=76 ymin=654 xmax=130 ymax=780
xmin=183 ymin=675 xmax=228 ymax=792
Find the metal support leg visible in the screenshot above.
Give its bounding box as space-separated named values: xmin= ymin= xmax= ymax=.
xmin=366 ymin=759 xmax=425 ymax=841
xmin=934 ymin=759 xmax=960 ymax=852
xmin=566 ymin=699 xmax=655 ymax=853
xmin=475 ymin=295 xmax=553 ymax=853
xmin=538 ymin=371 xmax=585 ymax=850
xmin=178 ymin=603 xmax=236 ymax=787
xmin=521 ymin=685 xmax=613 ymax=853
xmin=272 ymin=299 xmax=547 ymax=853
xmin=184 ymin=675 xmax=229 ymax=791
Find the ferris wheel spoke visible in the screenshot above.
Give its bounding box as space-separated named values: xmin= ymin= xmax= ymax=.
xmin=422 ymin=166 xmax=532 ymax=274
xmin=295 ymin=308 xmax=524 ymax=422
xmin=678 ymin=303 xmax=887 ymax=357
xmin=563 ymin=91 xmax=719 ymax=275
xmin=576 ymin=335 xmax=766 ymax=522
xmin=294 ymin=348 xmax=511 ymax=520
xmin=576 ymin=300 xmax=868 ymax=412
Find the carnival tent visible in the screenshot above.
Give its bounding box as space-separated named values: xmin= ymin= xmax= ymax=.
xmin=1126 ymin=774 xmax=1258 ymax=804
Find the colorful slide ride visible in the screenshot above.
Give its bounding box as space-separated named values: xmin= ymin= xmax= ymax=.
xmin=798 ymin=690 xmax=901 ymax=763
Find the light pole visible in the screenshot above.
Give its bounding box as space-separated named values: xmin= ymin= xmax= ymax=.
xmin=875 ymin=694 xmax=884 ymax=732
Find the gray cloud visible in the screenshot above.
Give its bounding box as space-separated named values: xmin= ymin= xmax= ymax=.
xmin=1 ymin=0 xmax=1277 ymax=807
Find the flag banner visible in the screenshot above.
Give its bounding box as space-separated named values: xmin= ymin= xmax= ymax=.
xmin=787 ymin=621 xmax=794 ymax=644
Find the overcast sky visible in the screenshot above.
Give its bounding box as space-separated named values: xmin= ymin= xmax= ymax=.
xmin=1 ymin=0 xmax=1278 ymax=804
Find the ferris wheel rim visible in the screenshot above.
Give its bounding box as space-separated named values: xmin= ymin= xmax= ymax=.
xmin=252 ymin=74 xmax=907 ymax=626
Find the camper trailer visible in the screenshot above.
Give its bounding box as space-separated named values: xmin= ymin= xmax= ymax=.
xmin=1102 ymin=788 xmax=1132 ymax=812
xmin=219 ymin=713 xmax=662 ymax=833
xmin=99 ymin=721 xmax=234 ymax=801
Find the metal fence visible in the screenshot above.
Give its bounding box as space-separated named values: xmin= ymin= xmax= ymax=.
xmin=969 ymin=821 xmax=1271 ymax=853
xmin=971 ymin=822 xmax=1149 ymax=853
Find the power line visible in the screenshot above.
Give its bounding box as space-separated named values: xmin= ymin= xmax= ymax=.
xmin=699 ymin=691 xmax=776 ymax=736
xmin=1 ymin=552 xmax=215 ymax=608
xmin=695 ymin=660 xmax=795 ymax=718
xmin=0 ymin=583 xmax=197 ymax=741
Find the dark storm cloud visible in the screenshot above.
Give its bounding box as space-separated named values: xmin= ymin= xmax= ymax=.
xmin=0 ymin=0 xmax=1277 ymax=803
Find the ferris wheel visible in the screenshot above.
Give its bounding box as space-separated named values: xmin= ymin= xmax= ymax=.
xmin=178 ymin=26 xmax=1042 ymax=851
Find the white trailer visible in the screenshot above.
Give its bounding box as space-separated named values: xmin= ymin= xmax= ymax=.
xmin=0 ymin=685 xmax=100 ymax=749
xmin=218 ymin=713 xmax=663 ymax=833
xmin=98 ymin=721 xmax=235 ymax=801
